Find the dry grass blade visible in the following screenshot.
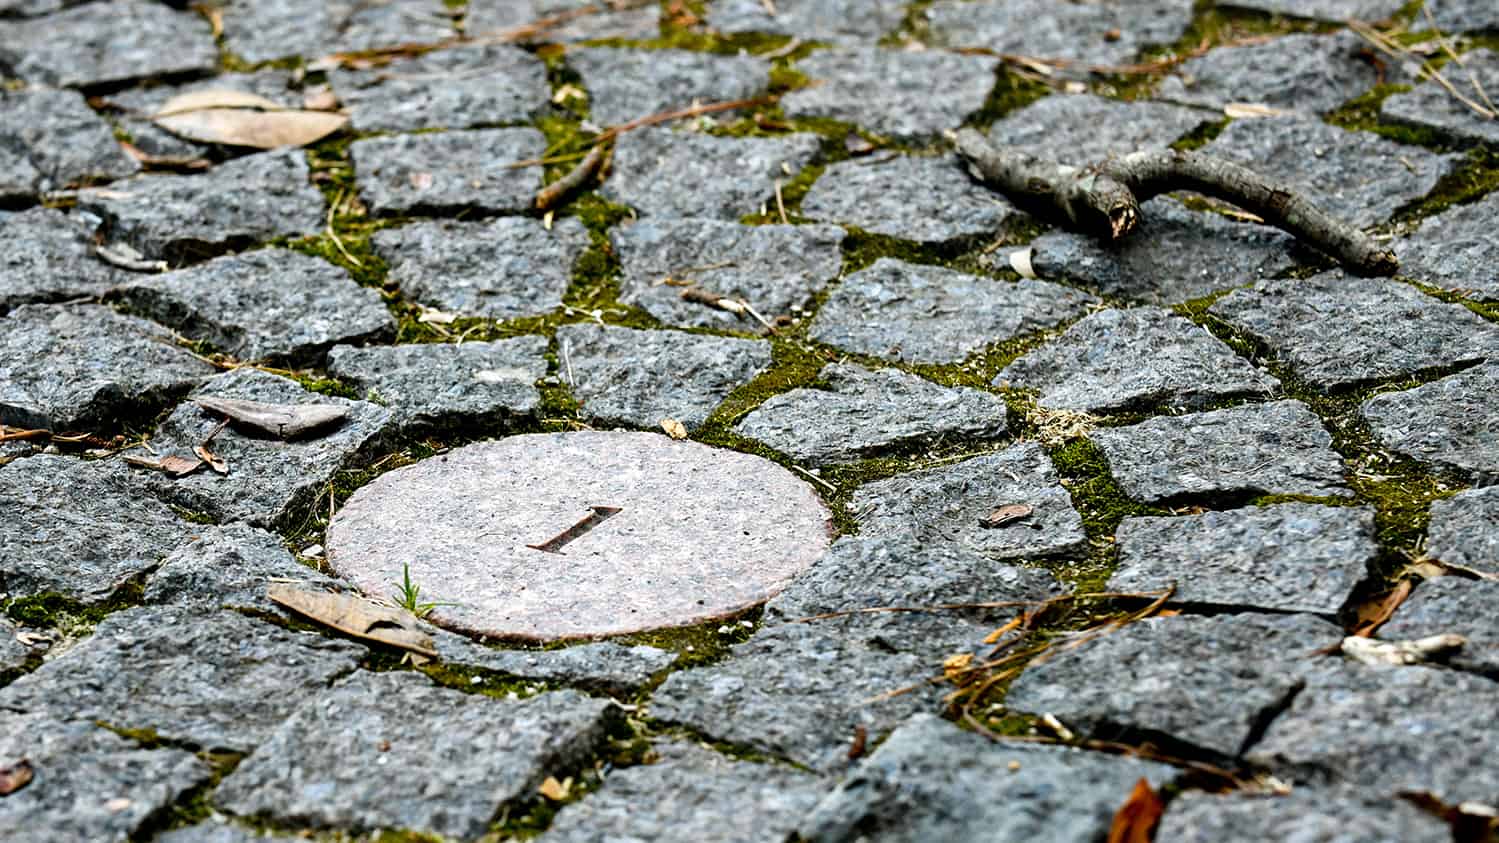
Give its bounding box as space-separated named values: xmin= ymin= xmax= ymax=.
xmin=1348 ymin=20 xmax=1497 ymax=120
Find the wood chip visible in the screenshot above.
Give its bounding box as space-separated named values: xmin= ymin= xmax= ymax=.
xmin=979 ymin=503 xmax=1033 ymax=529
xmin=267 ymin=584 xmax=437 ymax=658
xmin=0 ymin=759 xmax=34 ymax=796
xmin=192 ymin=396 xmax=348 ymax=439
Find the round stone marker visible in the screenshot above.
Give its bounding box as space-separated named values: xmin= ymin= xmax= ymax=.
xmin=326 ymin=432 xmax=834 ymax=642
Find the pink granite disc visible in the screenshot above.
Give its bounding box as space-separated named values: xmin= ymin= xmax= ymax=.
xmin=326 ymin=431 xmax=834 ymax=642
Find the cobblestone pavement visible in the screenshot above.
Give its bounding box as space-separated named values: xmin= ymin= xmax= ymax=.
xmin=3 ymin=1 xmax=1499 ymax=840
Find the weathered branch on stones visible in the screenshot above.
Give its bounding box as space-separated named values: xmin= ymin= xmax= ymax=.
xmin=952 ymin=128 xmax=1399 ymax=276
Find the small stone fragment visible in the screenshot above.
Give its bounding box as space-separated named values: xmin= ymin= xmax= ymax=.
xmin=327 ymin=337 xmax=548 ymax=434
xmin=1360 ymin=362 xmax=1499 ymax=483
xmin=0 ymin=606 xmax=364 ymax=751
xmin=1396 ymin=190 xmax=1499 ymax=303
xmin=543 ymin=740 xmax=826 ymax=842
xmin=809 ymin=258 xmax=1096 ymax=365
xmin=782 ymin=47 xmax=999 ymax=141
xmin=1209 ymin=272 xmax=1499 ymax=390
xmin=852 ymin=442 xmax=1088 ymax=561
xmin=1159 ymin=790 xmax=1450 ymax=843
xmin=603 ymin=128 xmax=822 ymax=219
xmin=1090 ymin=400 xmax=1351 ymax=504
xmin=997 ymin=307 xmax=1279 ymax=413
xmin=735 ymin=363 xmax=1008 ymax=465
xmin=213 ymin=672 xmax=620 ymax=839
xmin=464 ymin=0 xmax=660 ymax=42
xmin=1109 ymin=503 xmax=1377 ymax=614
xmin=0 ymin=208 xmax=128 ymax=314
xmin=374 ymin=216 xmax=590 ymax=319
xmin=613 ymin=218 xmax=844 ymax=329
xmin=331 ymin=44 xmax=549 ymax=132
xmin=925 ymin=0 xmax=1195 ymax=68
xmin=801 ymin=154 xmax=1017 ymax=243
xmin=1203 ymin=116 xmax=1460 ymax=228
xmin=0 ymin=454 xmax=199 ymax=603
xmin=219 ymin=0 xmax=454 ymax=64
xmin=0 ymin=0 xmax=217 ymax=87
xmin=0 ymin=86 xmax=139 ymax=199
xmin=797 ymin=714 xmax=1177 ymax=842
xmin=1006 ymin=612 xmax=1341 ymax=757
xmin=1157 ymin=31 xmax=1396 ymax=116
xmin=111 ymin=249 xmax=394 ymax=364
xmin=353 ymin=128 xmax=546 ymax=215
xmin=0 ymin=303 xmax=214 ymax=431
xmin=568 ymin=47 xmax=768 ymax=127
xmin=1426 ymin=486 xmax=1499 ymax=575
xmin=80 ymin=149 xmax=326 ymax=262
xmin=987 ymin=94 xmax=1210 ymax=166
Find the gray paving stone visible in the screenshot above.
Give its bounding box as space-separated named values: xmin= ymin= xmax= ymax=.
xmin=800 ymin=154 xmax=1016 ymax=244
xmin=331 ymin=44 xmax=550 ymax=132
xmin=0 ymin=606 xmax=364 ymax=751
xmin=613 ymin=218 xmax=844 ymax=330
xmin=327 ymin=337 xmax=547 ymax=434
xmin=433 ymin=636 xmax=678 ymax=697
xmin=851 ymin=442 xmax=1089 ymax=561
xmin=214 ymin=671 xmax=620 ymax=839
xmin=987 ymin=93 xmax=1209 ymax=167
xmin=99 ymin=71 xmax=301 ymax=165
xmin=1022 ymin=197 xmax=1297 ymax=304
xmin=1108 ymin=503 xmax=1377 ymax=613
xmin=809 ymin=258 xmax=1097 ymax=365
xmin=1159 ymin=790 xmax=1451 ymax=843
xmin=797 ymin=714 xmax=1177 ymax=843
xmin=111 ymin=249 xmax=394 ymax=365
xmin=0 ymin=86 xmax=138 ymax=199
xmin=0 ymin=714 xmax=212 ymax=843
xmin=0 ymin=0 xmax=86 ymax=17
xmin=603 ymin=128 xmax=822 ymax=220
xmin=925 ymin=0 xmax=1195 ymax=67
xmin=1426 ymin=486 xmax=1499 ymax=575
xmin=1 ymin=454 xmax=198 ymax=603
xmin=1380 ymin=576 xmax=1499 ymax=678
xmin=0 ymin=207 xmax=128 ymax=314
xmin=1209 ymin=272 xmax=1499 ymax=390
xmin=374 ymin=216 xmax=590 ymax=320
xmin=1090 ymin=400 xmax=1351 ymax=504
xmin=352 ymin=128 xmax=545 ymax=215
xmin=1006 ymin=612 xmax=1341 ymax=757
xmin=0 ymin=303 xmax=214 ymax=431
xmin=0 ymin=0 xmax=217 ymax=87
xmin=140 ymin=368 xmax=393 ymax=529
xmin=1158 ymin=31 xmax=1394 ymax=116
xmin=1203 ymin=116 xmax=1460 ymax=228
xmin=735 ymin=363 xmax=1009 ymax=466
xmin=782 ymin=47 xmax=999 ymax=141
xmin=142 ymin=522 xmax=345 ymax=613
xmin=543 ymin=740 xmax=826 ymax=843
xmin=569 ymin=47 xmax=768 ymax=128
xmin=220 ymin=0 xmax=454 ymax=64
xmin=1220 ymin=0 xmax=1406 ymax=20
xmin=707 ymin=0 xmax=906 ymax=43
xmin=1249 ymin=660 xmax=1499 ymax=802
xmin=1361 ymin=362 xmax=1499 ymax=483
xmin=1420 ymin=0 xmax=1499 ymax=33
xmin=1396 ymin=191 xmax=1499 ymax=303
xmin=81 ymin=149 xmax=327 ymax=262
xmin=997 ymin=306 xmax=1279 ymax=413
xmin=762 ymin=533 xmax=1068 ymax=654
xmin=156 ymin=824 xmax=297 ymax=843
xmin=557 ymin=323 xmax=771 ymax=431
xmin=0 ymin=617 xmax=32 ymax=675
xmin=464 ymin=0 xmax=660 ymax=42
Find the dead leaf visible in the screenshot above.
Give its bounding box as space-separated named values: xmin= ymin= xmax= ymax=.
xmin=0 ymin=759 xmax=33 ymax=796
xmin=154 ymin=109 xmax=348 ymax=149
xmin=193 ymin=444 xmax=228 ymax=475
xmin=661 ymin=418 xmax=688 ymax=440
xmin=192 ymin=396 xmax=348 ymax=439
xmin=979 ymin=503 xmax=1033 ymax=529
xmin=1008 ymin=247 xmax=1038 ymax=279
xmin=1224 ymin=102 xmax=1289 ymax=119
xmin=1341 ymin=633 xmax=1465 ymax=666
xmin=1351 ymin=579 xmax=1413 ymax=637
xmin=537 ymin=776 xmax=571 ymax=801
xmin=153 ymin=89 xmax=285 ymax=117
xmin=1107 ymin=778 xmax=1164 ymax=843
xmin=267 ymin=584 xmax=437 ymax=658
xmin=123 ymin=453 xmax=205 ymax=477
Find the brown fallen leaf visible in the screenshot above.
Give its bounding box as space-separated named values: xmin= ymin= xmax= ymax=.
xmin=1107 ymin=778 xmax=1164 ymax=843
xmin=979 ymin=503 xmax=1033 ymax=529
xmin=193 ymin=444 xmax=228 ymax=475
xmin=123 ymin=453 xmax=205 ymax=477
xmin=154 ymin=108 xmax=348 ymax=150
xmin=0 ymin=758 xmax=34 ymax=796
xmin=1351 ymin=579 xmax=1413 ymax=637
xmin=267 ymin=584 xmax=437 ymax=658
xmin=192 ymin=396 xmax=348 ymax=439
xmin=661 ymin=418 xmax=688 ymax=440
xmin=847 ymin=724 xmax=868 ymax=761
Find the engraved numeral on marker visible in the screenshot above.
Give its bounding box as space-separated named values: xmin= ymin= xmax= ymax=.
xmin=526 ymin=505 xmax=623 ymax=554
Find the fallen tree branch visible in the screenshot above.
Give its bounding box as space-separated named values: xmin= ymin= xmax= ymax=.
xmin=952 ymin=128 xmax=1399 ymax=276
xmin=535 ymin=143 xmax=609 ymax=211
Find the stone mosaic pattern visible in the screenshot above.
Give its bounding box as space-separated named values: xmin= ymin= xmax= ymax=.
xmin=1157 ymin=30 xmax=1393 ymax=116
xmin=1395 ymin=191 xmax=1499 ymax=302
xmin=0 ymin=86 xmax=138 ymax=199
xmin=219 ymin=0 xmax=454 ymax=64
xmin=924 ymin=0 xmax=1195 ymax=68
xmin=1361 ymin=362 xmax=1499 ymax=483
xmin=331 ymin=45 xmax=550 ymax=132
xmin=707 ymin=0 xmax=907 ymax=43
xmin=800 ymin=154 xmax=1016 ymax=244
xmin=1425 ymin=486 xmax=1499 ymax=575
xmin=568 ymin=48 xmax=768 ymax=127
xmin=465 ymin=0 xmax=660 ymax=42
xmin=988 ymin=93 xmax=1209 ymax=166
xmin=0 ymin=0 xmax=217 ymax=87
xmin=782 ymin=47 xmax=1000 ymax=141
xmin=604 ymin=128 xmax=822 ymax=220
xmin=352 ymin=128 xmax=546 ymax=215
xmin=1218 ymin=0 xmax=1406 ymax=22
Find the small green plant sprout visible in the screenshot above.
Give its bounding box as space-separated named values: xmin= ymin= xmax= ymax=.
xmin=391 ymin=563 xmax=457 ymax=619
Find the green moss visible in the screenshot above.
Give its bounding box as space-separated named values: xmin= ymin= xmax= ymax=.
xmin=1170 ymin=117 xmax=1229 ymax=151
xmin=961 ymin=68 xmax=1051 ymax=129
xmin=3 ymin=583 xmax=145 ymax=633
xmin=170 ymin=503 xmax=219 ymax=525
xmin=1046 ymin=438 xmax=1169 ymax=541
xmin=612 ymin=606 xmax=764 ymax=672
